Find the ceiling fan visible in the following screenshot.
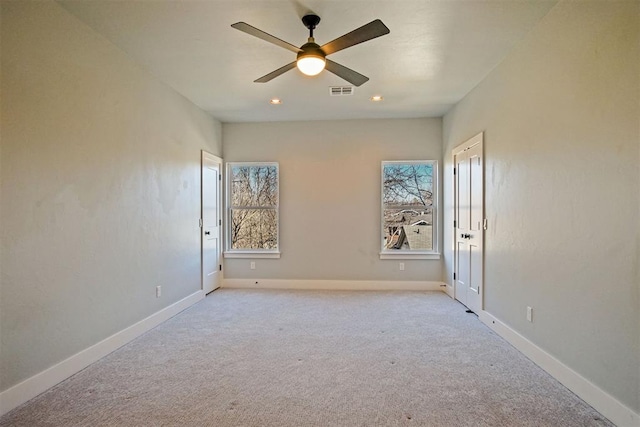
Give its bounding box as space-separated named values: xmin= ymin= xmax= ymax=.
xmin=231 ymin=14 xmax=390 ymax=87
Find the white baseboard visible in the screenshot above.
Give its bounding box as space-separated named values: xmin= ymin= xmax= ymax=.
xmin=0 ymin=290 xmax=205 ymax=417
xmin=479 ymin=311 xmax=640 ymax=427
xmin=223 ymin=279 xmax=447 ymax=292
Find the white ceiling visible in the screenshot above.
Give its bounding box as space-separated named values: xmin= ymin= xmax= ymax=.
xmin=57 ymin=0 xmax=557 ymax=123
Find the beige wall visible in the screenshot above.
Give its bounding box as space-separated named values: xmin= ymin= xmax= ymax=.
xmin=443 ymin=0 xmax=639 ymax=413
xmin=0 ymin=1 xmax=221 ymax=391
xmin=223 ymin=119 xmax=443 ymax=282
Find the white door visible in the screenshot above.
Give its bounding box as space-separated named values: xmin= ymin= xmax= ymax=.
xmin=453 ymin=133 xmax=484 ymax=313
xmin=202 ymin=151 xmax=222 ymax=294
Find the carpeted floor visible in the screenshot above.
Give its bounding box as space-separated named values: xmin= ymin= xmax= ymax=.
xmin=1 ymin=289 xmax=613 ymax=426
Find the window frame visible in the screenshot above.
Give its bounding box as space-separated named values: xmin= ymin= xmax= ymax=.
xmin=224 ymin=161 xmax=280 ymax=259
xmin=379 ymin=160 xmax=440 ymax=260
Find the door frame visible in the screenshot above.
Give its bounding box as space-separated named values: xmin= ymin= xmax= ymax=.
xmin=201 ymin=151 xmax=223 ymax=293
xmin=452 ymin=132 xmax=484 ymax=311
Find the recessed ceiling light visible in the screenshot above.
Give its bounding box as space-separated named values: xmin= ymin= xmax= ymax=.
xmin=270 ymin=98 xmax=282 ymax=105
xmin=370 ymin=95 xmax=383 ymax=102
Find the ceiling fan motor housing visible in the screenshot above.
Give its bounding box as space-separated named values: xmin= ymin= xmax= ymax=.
xmin=297 ymin=39 xmax=326 ymax=61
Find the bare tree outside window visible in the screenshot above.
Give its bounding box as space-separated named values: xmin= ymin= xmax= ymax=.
xmin=228 ymin=164 xmax=278 ymax=250
xmin=382 ymin=162 xmax=436 ymax=251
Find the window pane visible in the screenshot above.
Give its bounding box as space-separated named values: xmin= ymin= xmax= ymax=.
xmin=382 ymin=162 xmax=436 ymax=253
xmin=383 ymin=208 xmax=433 ymax=251
xmin=383 ymin=163 xmax=433 ymax=207
xmin=230 ymin=209 xmax=278 ymax=250
xmin=230 ymin=165 xmax=278 ymax=208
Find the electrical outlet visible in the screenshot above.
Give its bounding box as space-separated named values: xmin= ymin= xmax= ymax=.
xmin=250 ymin=261 xmax=256 ymax=270
xmin=399 ymin=262 xmax=405 ymax=271
xmin=527 ymin=306 xmax=533 ymax=322
xmin=156 ymin=286 xmax=162 ymax=298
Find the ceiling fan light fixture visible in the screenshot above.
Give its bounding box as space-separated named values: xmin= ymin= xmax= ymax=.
xmin=296 ymin=55 xmax=326 ymax=76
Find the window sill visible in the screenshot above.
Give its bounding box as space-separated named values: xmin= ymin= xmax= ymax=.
xmin=224 ymin=251 xmax=281 ymax=259
xmin=379 ymin=252 xmax=441 ymax=260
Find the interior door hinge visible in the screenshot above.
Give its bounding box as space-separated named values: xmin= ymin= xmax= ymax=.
xmin=219 ymin=219 xmax=222 ymax=226
xmin=453 ymin=167 xmax=456 ymax=175
xmin=218 ymin=174 xmax=222 ymax=181
xmin=453 ymin=272 xmax=456 ymax=280
xmin=219 ymin=265 xmax=222 ymax=271
xmin=199 ymin=218 xmax=203 ymax=228
xmin=453 ymin=220 xmax=457 ymax=228
xmin=483 ymin=218 xmax=488 ymax=230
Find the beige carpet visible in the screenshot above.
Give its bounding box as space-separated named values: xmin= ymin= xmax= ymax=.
xmin=1 ymin=289 xmax=612 ymax=426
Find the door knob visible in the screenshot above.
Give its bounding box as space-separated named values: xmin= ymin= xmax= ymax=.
xmin=204 ymin=231 xmax=211 ymax=235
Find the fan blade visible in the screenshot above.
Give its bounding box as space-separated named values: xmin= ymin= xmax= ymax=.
xmin=254 ymin=62 xmax=297 ymax=83
xmin=231 ymin=22 xmax=302 ymax=53
xmin=325 ymin=59 xmax=369 ymax=87
xmin=321 ymin=19 xmax=390 ymax=56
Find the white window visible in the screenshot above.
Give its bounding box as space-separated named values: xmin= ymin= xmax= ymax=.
xmin=380 ymin=161 xmax=439 ymax=259
xmin=225 ymin=162 xmax=280 ymax=258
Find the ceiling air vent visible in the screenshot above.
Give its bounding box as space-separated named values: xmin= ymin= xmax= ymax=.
xmin=329 ymin=86 xmax=354 ymax=96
